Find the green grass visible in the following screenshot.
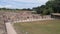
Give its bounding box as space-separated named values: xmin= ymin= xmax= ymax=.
xmin=14 ymin=20 xmax=60 ymax=34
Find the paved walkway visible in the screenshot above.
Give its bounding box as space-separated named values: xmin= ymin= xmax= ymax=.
xmin=5 ymin=22 xmax=17 ymax=34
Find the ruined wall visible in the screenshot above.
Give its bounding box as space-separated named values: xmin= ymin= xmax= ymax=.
xmin=0 ymin=11 xmax=51 ymax=22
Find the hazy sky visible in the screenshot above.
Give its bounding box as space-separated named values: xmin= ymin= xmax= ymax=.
xmin=0 ymin=0 xmax=48 ymax=9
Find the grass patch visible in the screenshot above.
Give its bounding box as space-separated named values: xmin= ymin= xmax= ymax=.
xmin=14 ymin=20 xmax=60 ymax=34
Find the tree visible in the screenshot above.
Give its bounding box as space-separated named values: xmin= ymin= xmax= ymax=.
xmin=32 ymin=5 xmax=46 ymax=14
xmin=46 ymin=0 xmax=60 ymax=13
xmin=32 ymin=0 xmax=60 ymax=15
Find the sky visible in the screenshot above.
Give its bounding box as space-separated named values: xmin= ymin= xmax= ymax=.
xmin=0 ymin=0 xmax=48 ymax=9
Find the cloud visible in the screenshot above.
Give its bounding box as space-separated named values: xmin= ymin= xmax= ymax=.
xmin=0 ymin=5 xmax=13 ymax=8
xmin=14 ymin=0 xmax=48 ymax=3
xmin=14 ymin=0 xmax=37 ymax=2
xmin=0 ymin=0 xmax=48 ymax=9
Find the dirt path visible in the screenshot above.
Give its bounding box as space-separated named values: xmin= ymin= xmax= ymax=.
xmin=5 ymin=22 xmax=17 ymax=34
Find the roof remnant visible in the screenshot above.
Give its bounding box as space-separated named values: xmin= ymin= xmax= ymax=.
xmin=52 ymin=13 xmax=60 ymax=16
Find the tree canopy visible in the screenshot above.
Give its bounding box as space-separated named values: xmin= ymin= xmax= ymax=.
xmin=32 ymin=0 xmax=60 ymax=15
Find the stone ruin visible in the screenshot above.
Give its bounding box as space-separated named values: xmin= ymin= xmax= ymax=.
xmin=0 ymin=11 xmax=52 ymax=34
xmin=0 ymin=11 xmax=51 ymax=22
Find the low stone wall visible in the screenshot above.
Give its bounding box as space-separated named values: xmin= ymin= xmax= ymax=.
xmin=10 ymin=18 xmax=53 ymax=24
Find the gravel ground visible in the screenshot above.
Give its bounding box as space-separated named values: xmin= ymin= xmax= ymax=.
xmin=0 ymin=22 xmax=6 ymax=34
